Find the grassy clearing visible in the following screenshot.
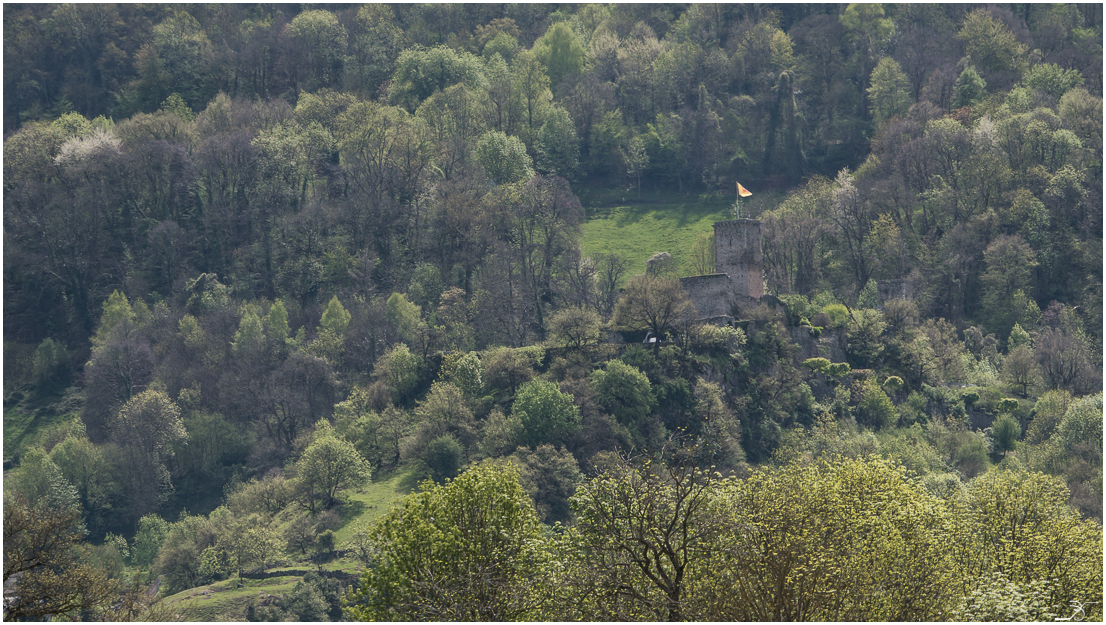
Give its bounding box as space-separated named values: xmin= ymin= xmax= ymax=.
xmin=332 ymin=468 xmax=415 ymax=544
xmin=3 ymin=389 xmax=81 ymax=461
xmin=162 ymin=575 xmax=302 ymax=622
xmin=577 ymin=187 xmax=778 ymax=280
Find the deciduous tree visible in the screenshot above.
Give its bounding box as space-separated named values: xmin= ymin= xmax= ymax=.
xmin=568 ymin=445 xmax=728 ymax=621
xmin=298 ymin=426 xmax=371 ymax=510
xmin=344 ymin=463 xmax=554 ymax=621
xmin=3 ymin=496 xmax=117 ymax=621
xmin=613 ymin=274 xmax=695 ymax=342
xmin=513 ymin=379 xmax=579 ymax=447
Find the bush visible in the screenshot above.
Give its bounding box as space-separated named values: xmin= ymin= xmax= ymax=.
xmin=991 ymin=413 xmax=1021 ymax=457
xmin=591 ymin=361 xmax=656 ymax=426
xmin=953 ymin=436 xmax=991 ymax=478
xmin=855 ymin=379 xmax=895 ymax=430
xmin=898 ymin=391 xmax=929 ymax=425
xmin=316 ymin=530 xmax=336 ymax=555
xmin=513 ymin=380 xmax=579 ymax=446
xmin=822 ymin=303 xmax=849 ymax=328
xmin=1025 ymin=390 xmax=1071 ymax=443
xmin=778 ymin=294 xmax=818 ymax=326
xmin=424 ymin=434 xmax=463 ymax=483
xmin=802 ymin=358 xmax=831 ymax=373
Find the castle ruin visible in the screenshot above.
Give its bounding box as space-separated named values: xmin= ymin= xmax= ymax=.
xmin=680 ymin=219 xmax=766 ymax=322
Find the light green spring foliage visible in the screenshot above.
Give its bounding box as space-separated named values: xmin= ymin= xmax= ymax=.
xmin=52 ymin=111 xmax=94 ymax=137
xmin=319 ymin=295 xmax=351 ymax=335
xmin=1054 ymin=392 xmax=1102 ymax=451
xmin=92 ymin=290 xmax=135 ymax=346
xmin=567 ymin=450 xmax=727 ymax=621
xmin=413 ymin=381 xmax=476 ymax=445
xmin=1058 ymin=88 xmax=1102 ymax=147
xmin=132 ymin=514 xmax=170 ymax=569
xmin=151 ymin=512 xmax=217 ymax=595
xmin=716 ymin=456 xmax=960 ymax=621
xmin=338 ymin=453 xmax=1102 ymax=623
xmin=953 ymin=65 xmax=987 ymax=109
xmin=1023 ymin=62 xmax=1085 ymax=99
xmin=344 ymin=462 xmax=553 ymax=621
xmin=311 ymin=297 xmax=349 ymax=366
xmin=297 ymin=426 xmax=371 ymax=510
xmin=478 ymin=409 xmax=523 ymax=458
xmin=879 ymin=428 xmax=946 ymax=476
xmin=32 ymin=337 xmax=68 ymax=386
xmin=513 ymin=379 xmax=579 ymax=447
xmin=232 ymin=310 xmax=265 ymax=355
xmin=846 ymin=307 xmax=887 ymax=367
xmin=840 ymin=4 xmax=894 ymax=49
xmin=821 ymin=302 xmax=849 ymax=327
xmin=534 ymin=22 xmax=585 ymax=91
xmin=1008 ymin=322 xmax=1031 ymax=349
xmin=48 ymin=428 xmax=112 ymax=515
xmin=990 ymin=412 xmax=1021 ymax=456
xmin=199 ymin=510 xmax=280 ymax=579
xmin=802 ymin=357 xmax=831 ymax=372
xmin=475 ymin=129 xmax=534 ymax=185
xmin=405 ymin=263 xmax=444 ymax=314
xmin=384 ymin=292 xmax=422 ymax=345
xmin=546 ymin=305 xmax=601 ymax=351
xmin=12 ymin=447 xmax=80 ymax=511
xmin=285 ymin=10 xmax=348 ymax=84
xmin=388 ymin=45 xmax=487 ymax=111
xmin=590 ymin=360 xmax=656 ymax=426
xmin=867 ymin=57 xmax=911 ymax=127
xmin=437 ymin=351 xmax=483 ymax=397
xmin=423 ymin=433 xmax=464 ymax=483
xmin=958 ymin=470 xmax=1102 ymax=618
xmin=372 ymin=343 xmax=422 ymax=405
xmin=953 ymin=571 xmax=1058 ymax=621
xmin=857 ymin=278 xmax=879 ymax=309
xmin=958 ymin=9 xmax=1028 ymax=75
xmin=1025 ymin=389 xmax=1071 ymax=443
xmin=536 ymin=105 xmax=580 ymax=179
xmin=113 ymin=390 xmax=187 ymax=459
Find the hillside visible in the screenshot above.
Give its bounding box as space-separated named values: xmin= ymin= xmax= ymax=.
xmin=3 ymin=3 xmax=1101 ymax=622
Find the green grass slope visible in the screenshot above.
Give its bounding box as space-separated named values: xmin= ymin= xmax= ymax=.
xmin=332 ymin=468 xmax=414 ymax=545
xmin=578 ymin=188 xmax=779 ymax=280
xmin=3 ymin=387 xmax=82 ymax=462
xmin=162 ymin=575 xmax=302 ymax=622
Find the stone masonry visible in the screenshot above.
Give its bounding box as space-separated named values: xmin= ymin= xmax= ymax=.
xmin=680 ymin=218 xmax=765 ymax=321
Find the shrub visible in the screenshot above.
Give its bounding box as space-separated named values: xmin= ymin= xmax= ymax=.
xmin=822 ymin=303 xmax=849 ymax=328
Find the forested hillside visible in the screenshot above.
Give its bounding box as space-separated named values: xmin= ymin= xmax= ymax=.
xmin=3 ymin=3 xmax=1102 ymax=621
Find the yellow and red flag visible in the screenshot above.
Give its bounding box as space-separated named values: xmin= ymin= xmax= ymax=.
xmin=737 ymin=182 xmax=753 ymax=197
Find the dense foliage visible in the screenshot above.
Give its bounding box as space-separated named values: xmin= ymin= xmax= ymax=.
xmin=3 ymin=3 xmax=1101 ymax=621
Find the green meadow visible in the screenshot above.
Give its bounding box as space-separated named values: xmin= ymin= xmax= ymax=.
xmin=577 ymin=188 xmax=777 ymax=280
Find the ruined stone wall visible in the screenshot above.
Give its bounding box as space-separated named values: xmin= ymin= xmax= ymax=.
xmin=714 ymin=219 xmax=764 ymax=299
xmin=680 ymin=274 xmax=733 ymax=319
xmin=877 ymin=279 xmax=914 ymax=307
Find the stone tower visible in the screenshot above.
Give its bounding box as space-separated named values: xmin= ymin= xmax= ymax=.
xmin=713 ymin=219 xmax=764 ymax=299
